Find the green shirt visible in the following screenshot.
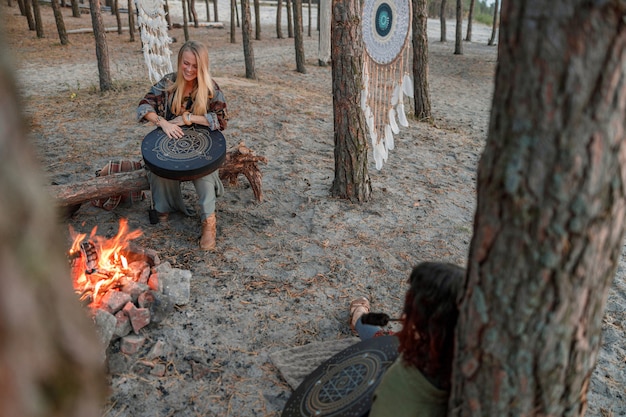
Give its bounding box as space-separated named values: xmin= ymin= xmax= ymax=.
xmin=369 ymin=355 xmax=449 ymax=417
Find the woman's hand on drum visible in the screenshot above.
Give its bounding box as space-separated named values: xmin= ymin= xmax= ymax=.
xmin=161 ymin=118 xmax=185 ymax=139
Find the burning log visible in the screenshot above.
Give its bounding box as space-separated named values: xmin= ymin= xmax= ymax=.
xmin=49 ymin=141 xmax=267 ymax=208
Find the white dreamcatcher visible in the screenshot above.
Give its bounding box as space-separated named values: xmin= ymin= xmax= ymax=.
xmin=361 ymin=0 xmax=413 ymax=170
xmin=136 ymin=0 xmax=173 ymax=82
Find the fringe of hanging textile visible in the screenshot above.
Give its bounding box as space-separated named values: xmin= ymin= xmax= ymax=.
xmin=361 ymin=0 xmax=413 ymax=170
xmin=136 ymin=0 xmax=173 ymax=82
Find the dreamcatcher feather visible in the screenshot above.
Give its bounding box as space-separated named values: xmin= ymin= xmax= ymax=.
xmin=136 ymin=0 xmax=173 ymax=82
xmin=361 ymin=0 xmax=413 ymax=170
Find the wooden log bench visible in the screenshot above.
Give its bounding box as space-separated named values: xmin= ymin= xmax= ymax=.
xmin=50 ymin=141 xmax=267 ymax=209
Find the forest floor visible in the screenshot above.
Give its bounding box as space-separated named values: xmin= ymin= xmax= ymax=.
xmin=4 ymin=1 xmax=625 ymax=416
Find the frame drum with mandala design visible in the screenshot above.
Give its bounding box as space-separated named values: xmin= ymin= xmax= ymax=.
xmin=281 ymin=336 xmax=399 ymax=417
xmin=141 ymin=126 xmax=227 ymax=181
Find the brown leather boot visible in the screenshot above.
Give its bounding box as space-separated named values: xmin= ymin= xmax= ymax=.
xmin=200 ymin=213 xmax=216 ymax=251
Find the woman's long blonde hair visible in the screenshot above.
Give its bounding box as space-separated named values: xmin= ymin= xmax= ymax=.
xmin=168 ymin=40 xmax=215 ymax=116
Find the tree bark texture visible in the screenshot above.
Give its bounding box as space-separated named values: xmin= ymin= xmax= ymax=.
xmin=0 ymin=19 xmax=106 ymax=417
xmin=330 ymin=0 xmax=371 ymax=202
xmin=411 ymin=0 xmax=430 ymax=120
xmin=88 ymin=0 xmax=112 ymax=91
xmin=51 ymin=0 xmax=69 ymax=45
xmin=212 ymin=0 xmax=218 ymax=22
xmin=454 ymin=0 xmax=462 ymax=55
xmin=292 ymin=0 xmax=306 ymax=73
xmin=241 ymin=0 xmax=256 ymax=79
xmin=450 ymin=1 xmax=626 ymax=415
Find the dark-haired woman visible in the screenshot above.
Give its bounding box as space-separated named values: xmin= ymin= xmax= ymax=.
xmin=364 ymin=262 xmax=465 ymax=417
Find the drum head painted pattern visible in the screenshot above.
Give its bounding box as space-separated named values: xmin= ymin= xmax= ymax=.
xmin=142 ymin=126 xmax=226 ymax=181
xmin=281 ymin=335 xmax=399 ymax=417
xmin=362 ymin=0 xmax=411 ymax=65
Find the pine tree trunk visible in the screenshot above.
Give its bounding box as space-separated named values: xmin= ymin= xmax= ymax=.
xmin=32 ymin=0 xmax=44 ymax=38
xmin=488 ymin=0 xmax=499 ymax=46
xmin=127 ymin=0 xmax=135 ymax=42
xmin=465 ymin=0 xmax=475 ymax=41
xmin=253 ymin=0 xmax=260 ymax=39
xmin=450 ymin=1 xmax=626 ymax=415
xmin=182 ymin=0 xmax=190 ymax=41
xmin=318 ymin=0 xmax=331 ymax=65
xmin=112 ymin=0 xmax=122 ymax=34
xmin=439 ymin=0 xmax=446 ymax=42
xmin=0 ymin=24 xmax=106 ymax=417
xmin=230 ymin=0 xmax=236 ymax=42
xmin=292 ymin=0 xmax=305 ymax=73
xmin=190 ymin=0 xmax=199 ymax=27
xmin=71 ymin=0 xmax=81 ymax=17
xmin=205 ymin=0 xmax=210 ymax=21
xmin=412 ymin=0 xmax=430 ymax=120
xmin=89 ymin=0 xmax=113 ymax=91
xmin=164 ymin=0 xmax=172 ymax=28
xmin=330 ymin=0 xmax=371 ymax=202
xmin=286 ymin=0 xmax=293 ymax=38
xmin=51 ymin=0 xmax=69 ymax=45
xmin=454 ymin=0 xmax=462 ymax=55
xmin=212 ymin=0 xmax=218 ymax=22
xmin=276 ymin=0 xmax=283 ymax=39
xmin=23 ymin=0 xmax=36 ymax=31
xmin=241 ymin=0 xmax=256 ymax=79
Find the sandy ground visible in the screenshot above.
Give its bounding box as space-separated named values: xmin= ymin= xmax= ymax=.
xmin=4 ymin=2 xmax=625 ymax=416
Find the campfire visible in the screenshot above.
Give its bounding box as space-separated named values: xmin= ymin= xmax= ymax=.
xmin=67 ymin=219 xmax=191 ymax=352
xmin=68 ymin=219 xmax=145 ymax=308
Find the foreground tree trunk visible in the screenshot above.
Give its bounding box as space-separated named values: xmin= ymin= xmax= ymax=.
xmin=0 ymin=17 xmax=106 ymax=417
xmin=450 ymin=1 xmax=626 ymax=415
xmin=412 ymin=0 xmax=430 ymax=120
xmin=89 ymin=0 xmax=112 ymax=90
xmin=292 ymin=0 xmax=305 ymax=73
xmin=330 ymin=0 xmax=371 ymax=202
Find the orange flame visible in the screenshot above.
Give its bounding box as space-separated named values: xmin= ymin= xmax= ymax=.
xmin=69 ymin=219 xmax=142 ymax=307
